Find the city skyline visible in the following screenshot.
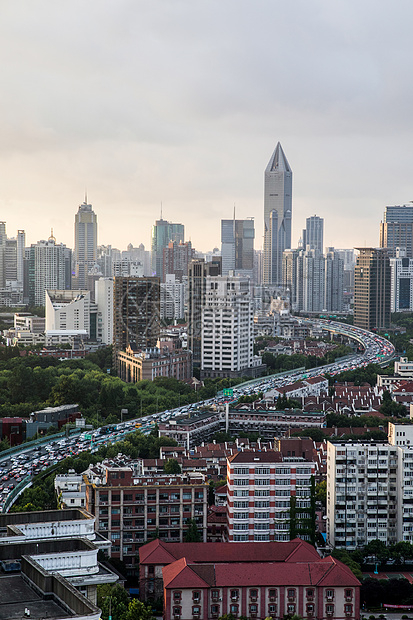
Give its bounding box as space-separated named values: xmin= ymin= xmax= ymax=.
xmin=1 ymin=2 xmax=413 ymax=252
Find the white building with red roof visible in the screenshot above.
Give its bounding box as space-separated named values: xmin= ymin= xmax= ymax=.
xmin=162 ymin=553 xmax=360 ymax=620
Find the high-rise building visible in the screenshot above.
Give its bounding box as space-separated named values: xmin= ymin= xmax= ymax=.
xmin=380 ymin=204 xmax=413 ymax=258
xmin=28 ymin=234 xmax=72 ymax=306
xmin=390 ymin=247 xmax=413 ymax=312
xmin=163 ymin=240 xmax=193 ymax=282
xmin=151 ymin=218 xmax=184 ymax=280
xmin=187 ymin=258 xmax=221 ymax=367
xmin=324 ymin=249 xmax=344 ymax=312
xmin=95 ymin=277 xmax=114 ymax=345
xmin=74 ymin=200 xmax=98 ymax=290
xmin=221 ymin=218 xmax=255 ymax=277
xmin=263 ymin=143 xmax=292 ymax=286
xmin=201 ymin=276 xmax=254 ymax=378
xmin=114 ymin=277 xmax=160 ymax=371
xmin=0 ymin=222 xmax=6 ymax=288
xmin=302 ymin=215 xmax=324 ymax=252
xmin=354 ymin=248 xmax=391 ymax=330
xmin=227 ymin=452 xmax=315 ymax=543
xmin=160 ymin=274 xmax=185 ymax=321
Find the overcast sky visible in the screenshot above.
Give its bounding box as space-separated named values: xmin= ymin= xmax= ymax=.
xmin=1 ymin=0 xmax=413 ymax=253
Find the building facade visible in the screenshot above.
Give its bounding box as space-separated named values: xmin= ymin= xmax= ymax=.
xmin=28 ymin=235 xmax=72 ymax=306
xmin=221 ymin=218 xmax=255 ymax=277
xmin=113 ymin=276 xmax=160 ymax=368
xmin=151 ymin=218 xmax=185 ymax=280
xmin=302 ymin=215 xmax=324 ymax=252
xmin=227 ymin=452 xmax=316 ymax=543
xmin=201 ymin=276 xmax=254 ymax=378
xmin=117 ymin=343 xmax=192 ymax=383
xmin=380 ymin=204 xmax=413 ymax=258
xmin=84 ymin=464 xmax=208 ymax=577
xmin=187 ymin=259 xmax=221 ymax=367
xmin=390 ymin=247 xmax=413 ymax=312
xmin=354 ymin=247 xmax=391 ymax=330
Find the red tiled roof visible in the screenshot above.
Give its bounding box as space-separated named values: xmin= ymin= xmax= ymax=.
xmin=163 ymin=556 xmax=360 ymax=588
xmin=140 ymin=538 xmax=320 ymax=565
xmin=228 ymin=451 xmax=282 ymax=464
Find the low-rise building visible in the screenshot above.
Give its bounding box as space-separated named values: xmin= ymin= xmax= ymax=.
xmin=117 ymin=342 xmax=192 ymax=383
xmin=163 ymin=555 xmax=360 ymax=620
xmin=139 ymin=537 xmax=321 ymax=602
xmin=84 ymin=460 xmax=209 ymax=577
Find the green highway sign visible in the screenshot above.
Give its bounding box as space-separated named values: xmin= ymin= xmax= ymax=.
xmin=223 ymin=388 xmax=234 ymax=397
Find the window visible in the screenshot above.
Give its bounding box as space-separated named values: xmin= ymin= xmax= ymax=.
xmin=307 ymin=589 xmax=314 ymax=599
xmin=345 ymin=603 xmax=353 ymax=615
xmin=211 ymin=605 xmax=220 ymax=616
xmin=287 ymin=604 xmax=296 ymax=615
xmin=192 ymin=606 xmax=200 ymax=616
xmin=231 ymin=590 xmax=239 ymax=601
xmin=288 ymin=589 xmax=296 ymax=600
xmin=234 ymin=479 xmax=249 ymax=486
xmin=249 ymin=604 xmax=258 ymax=615
xmin=230 ymin=604 xmax=238 ymax=615
xmin=250 ymin=589 xmax=258 ymax=600
xmin=212 ymin=590 xmax=220 ymax=601
xmin=235 ymin=468 xmax=249 ymax=475
xmin=269 ymin=589 xmax=277 ymax=601
xmin=268 ymin=604 xmax=277 ymax=615
xmin=173 ymin=592 xmax=182 ymax=602
xmin=193 ymin=591 xmax=200 ymax=602
xmin=325 ymin=589 xmax=335 ymax=600
xmin=345 ymin=589 xmax=353 ymax=600
xmin=307 ymin=604 xmax=315 ymax=615
xmin=326 ymin=604 xmax=334 ymax=615
xmin=173 ymin=607 xmax=181 ymax=617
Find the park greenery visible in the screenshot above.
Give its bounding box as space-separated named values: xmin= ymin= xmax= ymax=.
xmin=0 ymin=345 xmax=246 ymax=427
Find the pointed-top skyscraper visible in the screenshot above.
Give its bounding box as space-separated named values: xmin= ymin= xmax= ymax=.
xmin=263 ymin=143 xmax=292 ymax=286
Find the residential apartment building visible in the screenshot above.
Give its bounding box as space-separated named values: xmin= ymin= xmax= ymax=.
xmin=84 ymin=462 xmax=208 ymax=577
xmin=201 ymin=276 xmax=254 ymax=378
xmin=161 ymin=273 xmax=186 ymax=320
xmin=221 ymin=218 xmax=254 ymax=278
xmin=227 ymin=451 xmax=316 ymax=543
xmin=28 ymin=234 xmax=72 ymax=306
xmin=327 ymin=441 xmax=398 ymax=550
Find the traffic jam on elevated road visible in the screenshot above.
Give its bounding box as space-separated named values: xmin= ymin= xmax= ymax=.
xmin=0 ymin=319 xmax=395 ymax=512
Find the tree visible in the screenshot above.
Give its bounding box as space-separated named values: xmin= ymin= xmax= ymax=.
xmin=163 ymin=458 xmax=181 ymax=474
xmin=125 ymin=598 xmax=155 ymax=620
xmin=184 ymin=518 xmax=201 ymax=542
xmin=97 ymin=584 xmax=130 ymax=620
xmin=315 ymin=481 xmax=326 ymax=507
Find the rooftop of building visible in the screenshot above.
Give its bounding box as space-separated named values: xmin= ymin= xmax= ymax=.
xmin=0 ymin=508 xmax=94 ymax=529
xmin=139 ymin=538 xmax=320 ymax=566
xmin=228 ymin=451 xmax=283 ymax=464
xmin=0 ymin=574 xmax=70 ymax=619
xmin=162 ymin=556 xmax=360 ymax=589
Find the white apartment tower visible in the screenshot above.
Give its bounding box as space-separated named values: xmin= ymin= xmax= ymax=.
xmin=29 ymin=235 xmax=70 ymax=306
xmin=160 ymin=274 xmax=186 ymax=321
xmin=227 ymin=452 xmax=315 ymax=542
xmin=74 ymin=200 xmax=98 ymax=290
xmin=263 ymin=143 xmax=292 ymax=286
xmin=95 ymin=277 xmax=114 ymax=345
xmin=201 ymin=276 xmax=253 ymax=377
